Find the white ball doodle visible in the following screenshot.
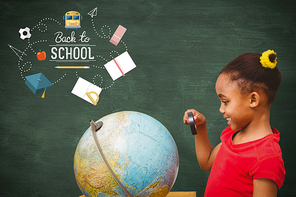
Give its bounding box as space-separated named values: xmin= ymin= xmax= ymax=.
xmin=19 ymin=27 xmax=32 ymax=40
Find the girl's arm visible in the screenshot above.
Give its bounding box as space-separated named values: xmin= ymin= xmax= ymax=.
xmin=184 ymin=109 xmax=222 ymax=171
xmin=253 ymin=178 xmax=277 ymax=197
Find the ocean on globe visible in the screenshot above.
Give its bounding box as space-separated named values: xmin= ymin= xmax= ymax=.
xmin=74 ymin=111 xmax=179 ymax=197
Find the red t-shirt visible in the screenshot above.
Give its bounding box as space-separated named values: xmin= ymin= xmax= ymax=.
xmin=204 ymin=126 xmax=285 ymax=197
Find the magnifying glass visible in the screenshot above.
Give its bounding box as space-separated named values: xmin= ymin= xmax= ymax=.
xmin=187 ymin=112 xmax=197 ymax=135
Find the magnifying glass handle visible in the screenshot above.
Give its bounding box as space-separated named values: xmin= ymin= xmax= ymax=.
xmin=187 ymin=112 xmax=197 ymax=135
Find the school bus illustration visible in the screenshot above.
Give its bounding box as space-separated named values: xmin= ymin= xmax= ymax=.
xmin=63 ymin=11 xmax=82 ymax=30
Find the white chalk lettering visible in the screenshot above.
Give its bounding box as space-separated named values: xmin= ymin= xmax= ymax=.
xmin=51 ymin=46 xmax=94 ymax=60
xmin=79 ymin=31 xmax=91 ymax=43
xmin=51 ymin=47 xmax=57 ymax=59
xmin=54 ymin=31 xmax=76 ymax=43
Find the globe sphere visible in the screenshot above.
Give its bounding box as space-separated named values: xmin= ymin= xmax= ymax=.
xmin=74 ymin=111 xmax=179 ymax=197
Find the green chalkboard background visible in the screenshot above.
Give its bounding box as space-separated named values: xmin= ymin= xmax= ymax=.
xmin=1 ymin=0 xmax=295 ymax=196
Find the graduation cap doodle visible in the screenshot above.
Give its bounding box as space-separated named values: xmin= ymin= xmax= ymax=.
xmin=25 ymin=73 xmax=53 ymax=98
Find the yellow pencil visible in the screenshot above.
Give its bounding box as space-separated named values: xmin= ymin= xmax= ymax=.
xmin=55 ymin=66 xmax=90 ymax=69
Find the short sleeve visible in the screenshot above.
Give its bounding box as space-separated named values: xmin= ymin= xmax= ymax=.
xmin=250 ymin=156 xmax=286 ymax=189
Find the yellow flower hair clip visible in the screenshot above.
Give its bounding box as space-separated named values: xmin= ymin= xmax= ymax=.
xmin=260 ymin=50 xmax=277 ymax=69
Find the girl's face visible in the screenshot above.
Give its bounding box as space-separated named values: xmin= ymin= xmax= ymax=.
xmin=215 ymin=74 xmax=253 ymax=131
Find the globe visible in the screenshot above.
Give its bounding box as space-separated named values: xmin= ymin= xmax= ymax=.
xmin=74 ymin=111 xmax=179 ymax=197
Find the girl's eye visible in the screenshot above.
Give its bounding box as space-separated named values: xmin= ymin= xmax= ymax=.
xmin=222 ymin=101 xmax=228 ymax=105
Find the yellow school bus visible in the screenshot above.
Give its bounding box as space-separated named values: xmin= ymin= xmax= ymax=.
xmin=63 ymin=11 xmax=82 ymax=30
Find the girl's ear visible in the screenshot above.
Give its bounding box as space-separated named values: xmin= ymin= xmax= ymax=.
xmin=250 ymin=92 xmax=260 ymax=108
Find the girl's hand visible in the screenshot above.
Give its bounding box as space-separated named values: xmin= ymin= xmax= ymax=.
xmin=183 ymin=109 xmax=206 ymax=126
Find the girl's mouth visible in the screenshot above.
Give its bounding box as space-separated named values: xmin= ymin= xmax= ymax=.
xmin=227 ymin=118 xmax=231 ymax=125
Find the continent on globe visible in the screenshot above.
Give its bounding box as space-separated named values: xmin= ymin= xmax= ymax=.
xmin=74 ymin=111 xmax=179 ymax=197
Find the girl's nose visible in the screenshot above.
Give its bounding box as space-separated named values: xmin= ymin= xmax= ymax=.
xmin=219 ymin=105 xmax=225 ymax=114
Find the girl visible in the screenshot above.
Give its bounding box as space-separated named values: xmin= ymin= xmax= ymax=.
xmin=183 ymin=50 xmax=285 ymax=197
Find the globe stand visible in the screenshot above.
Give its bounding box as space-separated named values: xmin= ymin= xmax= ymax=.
xmin=89 ymin=120 xmax=134 ymax=197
